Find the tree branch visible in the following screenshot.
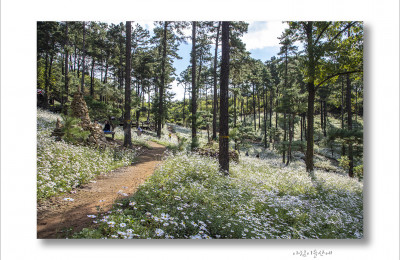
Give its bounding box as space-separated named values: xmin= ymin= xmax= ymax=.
xmin=315 ymin=22 xmax=332 ymax=44
xmin=328 ymin=21 xmax=357 ymax=44
xmin=316 ymin=70 xmax=362 ymax=89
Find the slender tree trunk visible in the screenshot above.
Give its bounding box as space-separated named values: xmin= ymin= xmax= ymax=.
xmin=48 ymin=51 xmax=54 ymax=104
xmin=148 ymin=85 xmax=151 ymax=122
xmin=275 ymin=101 xmax=278 ymax=129
xmin=219 ymin=21 xmax=230 ymax=175
xmin=258 ymin=94 xmax=261 ymax=129
xmin=305 ymin=84 xmax=315 ymax=172
xmin=286 ymin=113 xmax=294 ymax=165
xmin=69 ymin=54 xmax=73 ymax=72
xmin=90 ymin=58 xmax=95 ymax=97
xmin=233 ymin=90 xmax=237 ymax=128
xmin=64 ymin=22 xmax=69 ymax=110
xmin=346 ymin=74 xmax=354 ymax=177
xmin=80 ymin=22 xmax=86 ymax=94
xmin=212 ymin=22 xmax=221 ymax=140
xmin=269 ymin=89 xmax=273 ymax=142
xmin=355 ymin=85 xmax=358 ymax=124
xmin=264 ymin=90 xmax=268 ymax=148
xmin=304 ymin=113 xmax=307 ymax=141
xmin=191 ymin=21 xmax=198 ymax=147
xmin=197 ymin=55 xmax=203 ymax=99
xmin=77 ymin=56 xmax=80 ymax=79
xmin=43 ymin=52 xmax=49 ymax=107
xmin=183 ymin=84 xmax=186 ymax=125
xmin=136 ymin=80 xmax=141 ymax=128
xmin=157 ymin=22 xmax=168 ymax=138
xmin=341 ymin=75 xmax=345 ymax=155
xmin=300 ymin=116 xmax=303 ymax=141
xmin=205 ymin=82 xmax=208 ymax=112
xmin=323 ymin=100 xmax=327 ymax=136
xmin=305 ymin=22 xmax=316 ymax=173
xmin=73 ymin=41 xmax=77 ymax=72
xmin=124 ymin=21 xmax=132 ymax=147
xmin=104 ymin=62 xmax=108 ymax=83
xmin=240 ymin=99 xmax=243 ymax=123
xmin=283 ymin=112 xmax=287 ymax=163
xmin=320 ymin=100 xmax=323 ymax=130
xmin=253 ymin=83 xmax=256 ymax=130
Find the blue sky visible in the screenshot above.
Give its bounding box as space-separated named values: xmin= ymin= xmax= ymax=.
xmin=137 ymin=21 xmax=288 ymax=101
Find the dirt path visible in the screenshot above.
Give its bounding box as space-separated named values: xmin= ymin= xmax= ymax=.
xmin=37 ymin=141 xmax=166 ymax=239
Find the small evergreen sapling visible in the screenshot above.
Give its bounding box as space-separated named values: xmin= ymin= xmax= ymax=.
xmin=61 ymin=114 xmax=90 ymax=144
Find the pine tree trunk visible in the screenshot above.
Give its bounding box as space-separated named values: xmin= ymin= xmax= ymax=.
xmin=123 ymin=21 xmax=132 ymax=147
xmin=346 ymin=74 xmax=354 ymax=177
xmin=73 ymin=41 xmax=77 ymax=72
xmin=43 ymin=52 xmax=49 ymax=108
xmin=90 ymin=58 xmax=95 ymax=97
xmin=305 ymin=84 xmax=315 ymax=172
xmin=275 ymin=101 xmax=278 ymax=129
xmin=253 ymin=83 xmax=256 ymax=131
xmin=219 ymin=21 xmax=230 ymax=175
xmin=136 ymin=80 xmax=141 ymax=128
xmin=104 ymin=62 xmax=108 ymax=84
xmin=233 ymin=90 xmax=237 ymax=128
xmin=283 ymin=112 xmax=287 ymax=163
xmin=269 ymin=89 xmax=273 ymax=143
xmin=286 ymin=114 xmax=293 ymax=166
xmin=258 ymin=94 xmax=261 ymax=129
xmin=183 ymin=84 xmax=186 ymax=125
xmin=355 ymin=86 xmax=358 ymax=124
xmin=240 ymin=99 xmax=243 ymax=123
xmin=48 ymin=51 xmax=54 ymax=104
xmin=300 ymin=116 xmax=303 ymax=141
xmin=212 ymin=22 xmax=221 ymax=140
xmin=80 ymin=22 xmax=86 ymax=94
xmin=323 ymin=100 xmax=327 ymax=136
xmin=191 ymin=21 xmax=197 ymax=147
xmin=305 ymin=22 xmax=316 ymax=173
xmin=320 ymin=100 xmax=323 ymax=130
xmin=264 ymin=90 xmax=268 ymax=148
xmin=64 ymin=22 xmax=69 ymax=109
xmin=157 ymin=22 xmax=168 ymax=138
xmin=341 ymin=75 xmax=345 ymax=155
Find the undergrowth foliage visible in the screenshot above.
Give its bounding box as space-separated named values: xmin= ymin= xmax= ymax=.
xmin=37 ymin=109 xmax=137 ymax=200
xmin=74 ymin=153 xmax=363 ymax=239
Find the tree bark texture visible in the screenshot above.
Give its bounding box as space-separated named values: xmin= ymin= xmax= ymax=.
xmin=123 ymin=21 xmax=132 ymax=147
xmin=80 ymin=22 xmax=86 ymax=93
xmin=191 ymin=21 xmax=197 ymax=148
xmin=219 ymin=21 xmax=230 ymax=175
xmin=157 ymin=22 xmax=168 ymax=138
xmin=212 ymin=22 xmax=221 ymax=140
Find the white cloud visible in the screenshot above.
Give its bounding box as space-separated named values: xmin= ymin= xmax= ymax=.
xmin=242 ymin=21 xmax=288 ymax=50
xmin=170 ymin=80 xmax=185 ymax=101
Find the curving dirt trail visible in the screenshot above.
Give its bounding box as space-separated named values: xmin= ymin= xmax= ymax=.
xmin=37 ymin=141 xmax=166 ymax=239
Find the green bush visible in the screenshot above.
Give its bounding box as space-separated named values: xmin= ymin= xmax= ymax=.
xmin=354 ymin=165 xmax=363 ymax=180
xmin=338 ymin=155 xmax=350 ymax=172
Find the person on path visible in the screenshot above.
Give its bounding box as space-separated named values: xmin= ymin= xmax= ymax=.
xmin=103 ymin=120 xmax=111 ymax=132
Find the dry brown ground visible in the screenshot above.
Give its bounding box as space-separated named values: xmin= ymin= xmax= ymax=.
xmin=37 ymin=141 xmax=166 ymax=239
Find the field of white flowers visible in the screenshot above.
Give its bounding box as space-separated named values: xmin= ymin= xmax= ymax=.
xmin=37 ymin=109 xmax=138 ymax=200
xmin=73 ymin=135 xmax=363 ymax=239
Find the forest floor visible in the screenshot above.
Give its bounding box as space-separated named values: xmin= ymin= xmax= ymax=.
xmin=37 ymin=140 xmax=166 ymax=239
